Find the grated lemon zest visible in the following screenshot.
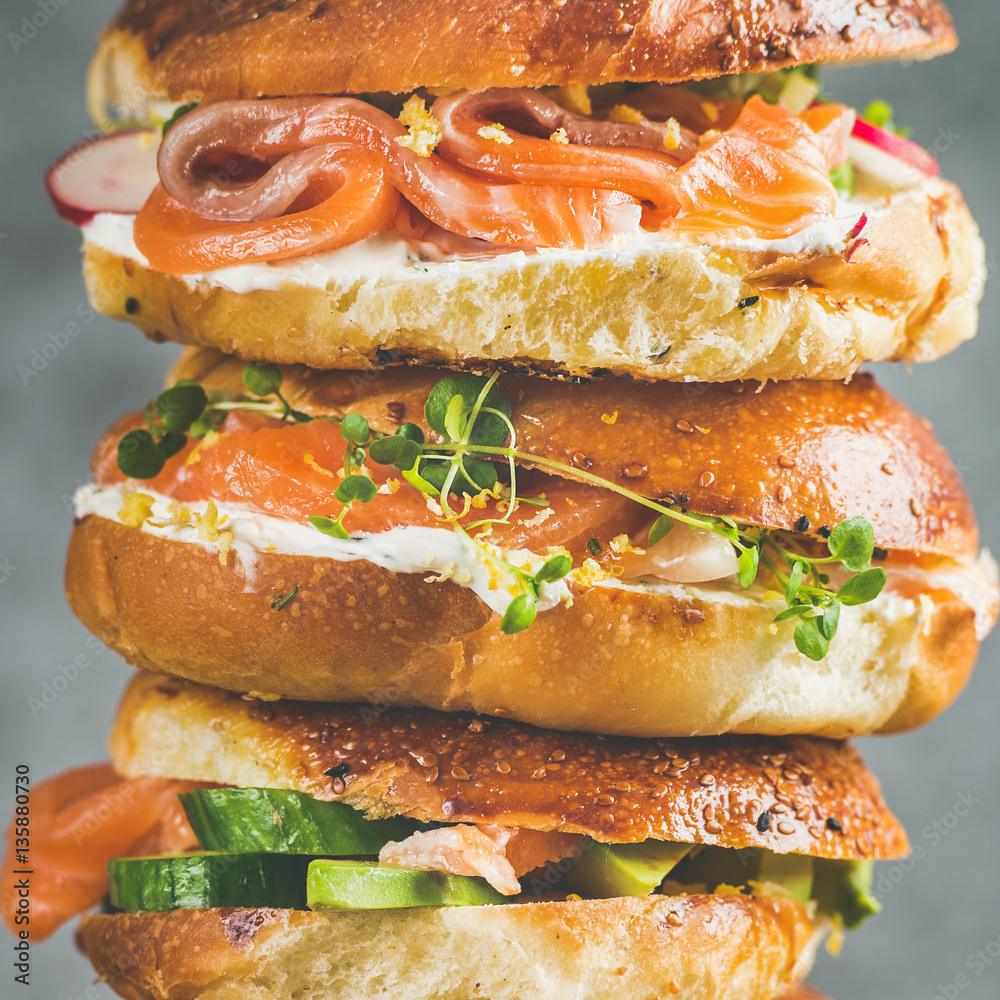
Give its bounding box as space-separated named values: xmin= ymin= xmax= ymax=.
xmin=395 ymin=96 xmax=443 ymax=157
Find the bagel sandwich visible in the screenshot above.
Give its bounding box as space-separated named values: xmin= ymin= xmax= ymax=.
xmin=66 ymin=348 xmax=998 ymax=739
xmin=48 ymin=0 xmax=984 ymax=381
xmin=7 ymin=671 xmax=906 ymax=1000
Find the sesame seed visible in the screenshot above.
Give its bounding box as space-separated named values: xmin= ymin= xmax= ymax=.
xmin=532 ymin=767 xmax=547 ymax=780
xmin=425 ymin=767 xmax=439 ymax=784
xmin=775 ymin=485 xmax=792 ymax=503
xmin=683 ymin=608 xmax=706 ymax=624
xmin=700 ymin=774 xmax=716 ymax=787
xmin=331 ymin=777 xmax=346 ymax=795
xmin=652 ymin=783 xmax=669 ymax=798
xmin=699 ymin=471 xmax=715 ymax=487
xmin=549 ymin=750 xmax=567 ymax=762
xmin=778 ymin=455 xmax=797 ymax=469
xmin=623 ymin=463 xmax=647 ymax=479
xmin=910 ymin=498 xmax=924 ymax=517
xmin=495 ymin=761 xmax=511 ymax=774
xmin=777 ymin=822 xmax=796 ymax=835
xmin=795 ymin=515 xmax=810 ymax=533
xmin=325 ymin=763 xmax=350 ymax=780
xmin=675 ymin=419 xmax=694 ymax=433
xmin=666 ymin=912 xmax=683 ymax=927
xmin=595 ymin=793 xmax=616 ymax=806
xmin=705 ymin=820 xmax=723 ymax=835
xmin=756 ymin=811 xmax=771 ymax=832
xmin=826 ymin=817 xmax=843 ymax=832
xmin=451 ymin=766 xmax=471 ymax=781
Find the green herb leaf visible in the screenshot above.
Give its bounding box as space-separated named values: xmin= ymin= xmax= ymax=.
xmin=444 ymin=393 xmax=468 ymax=443
xmin=395 ymin=423 xmax=425 ymax=443
xmin=335 ymin=476 xmax=378 ymax=505
xmin=785 ymin=560 xmax=805 ymax=604
xmin=369 ymin=435 xmax=422 ymax=469
xmin=836 ymin=567 xmax=887 ymax=606
xmin=117 ymin=429 xmax=166 ymax=479
xmin=156 ymin=384 xmax=208 ymax=433
xmin=500 ymin=593 xmax=537 ymax=635
xmin=242 ymin=362 xmax=283 ymax=398
xmin=340 ymin=412 xmax=370 ymax=447
xmin=647 ymin=515 xmax=674 ymax=548
xmin=773 ymin=604 xmax=815 ymax=623
xmin=161 ymin=102 xmax=199 ymax=137
xmin=827 ymin=517 xmax=876 ymax=572
xmin=794 ymin=617 xmax=830 ymax=661
xmin=425 ymin=375 xmax=511 ymax=447
xmin=737 ymin=544 xmax=760 ymax=589
xmin=830 ymin=161 xmax=855 ymax=198
xmin=817 ymin=599 xmax=841 ymax=641
xmin=158 ymin=432 xmax=187 ymax=459
xmin=418 ymin=457 xmax=498 ymax=494
xmin=401 ymin=467 xmax=438 ymax=495
xmin=534 ymin=555 xmax=572 ymax=585
xmin=290 ymin=409 xmax=313 ymax=424
xmin=271 ymin=586 xmax=298 ymax=611
xmin=308 ymin=515 xmax=350 ymax=539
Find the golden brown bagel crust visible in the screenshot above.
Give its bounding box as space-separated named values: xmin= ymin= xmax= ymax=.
xmin=112 ymin=670 xmax=909 ymax=860
xmin=82 ymin=180 xmax=984 ymax=385
xmin=88 ymin=0 xmax=956 ymax=109
xmin=171 ymin=347 xmax=979 ymax=559
xmin=65 ymin=513 xmax=980 ymax=738
xmin=78 ymin=895 xmax=818 ymax=1000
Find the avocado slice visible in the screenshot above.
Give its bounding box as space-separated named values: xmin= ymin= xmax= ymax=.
xmin=307 ymin=859 xmax=507 ymax=910
xmin=812 ymin=859 xmax=882 ymax=930
xmin=180 ymin=787 xmax=418 ymax=855
xmin=562 ymin=840 xmax=693 ymax=898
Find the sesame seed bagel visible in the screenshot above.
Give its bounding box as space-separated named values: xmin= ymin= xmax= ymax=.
xmin=87 ymin=0 xmax=955 ymax=116
xmin=77 ymin=895 xmax=821 ymax=1000
xmin=169 ymin=348 xmax=979 ymax=559
xmin=63 ymin=349 xmax=990 ymax=738
xmin=111 ymin=670 xmax=908 ymax=859
xmin=66 ymin=512 xmax=981 ymax=738
xmin=82 ymin=177 xmax=984 ymax=382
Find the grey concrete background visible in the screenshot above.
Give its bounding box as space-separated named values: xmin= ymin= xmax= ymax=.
xmin=1 ymin=2 xmax=997 ymax=998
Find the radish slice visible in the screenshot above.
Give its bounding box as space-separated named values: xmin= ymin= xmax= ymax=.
xmin=849 ymin=118 xmax=939 ymax=189
xmin=46 ymin=128 xmax=160 ymax=226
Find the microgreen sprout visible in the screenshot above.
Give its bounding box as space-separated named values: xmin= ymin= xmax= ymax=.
xmin=118 ymin=366 xmax=888 ymax=656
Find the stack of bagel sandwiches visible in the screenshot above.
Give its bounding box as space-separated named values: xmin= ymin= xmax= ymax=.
xmin=6 ymin=1 xmax=997 ymax=998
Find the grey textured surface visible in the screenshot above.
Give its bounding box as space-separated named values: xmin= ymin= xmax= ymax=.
xmin=0 ymin=2 xmax=998 ymax=998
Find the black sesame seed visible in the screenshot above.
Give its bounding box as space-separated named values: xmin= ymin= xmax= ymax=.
xmin=756 ymin=811 xmax=771 ymax=833
xmin=324 ymin=763 xmax=350 ymax=780
xmin=817 ymin=525 xmax=832 ymax=538
xmin=737 ymin=296 xmax=760 ymax=309
xmin=826 ymin=817 xmax=843 ymax=832
xmin=872 ymin=546 xmax=888 ymax=560
xmin=795 ymin=515 xmax=810 ymax=533
xmin=125 ymin=297 xmax=139 ymax=315
xmin=375 ymin=348 xmax=395 ymax=364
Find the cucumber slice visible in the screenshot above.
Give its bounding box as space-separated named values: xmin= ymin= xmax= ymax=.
xmin=180 ymin=787 xmax=418 ymax=855
xmin=109 ymin=853 xmax=310 ymax=911
xmin=562 ymin=840 xmax=693 ymax=898
xmin=307 ymin=859 xmax=506 ymax=910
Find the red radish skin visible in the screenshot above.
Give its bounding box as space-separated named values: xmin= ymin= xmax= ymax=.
xmin=47 ymin=128 xmax=160 ymax=226
xmin=850 ymin=118 xmax=939 ymax=178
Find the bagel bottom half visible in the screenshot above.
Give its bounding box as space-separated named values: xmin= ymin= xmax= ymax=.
xmin=66 ymin=512 xmax=979 ymax=739
xmin=78 ymin=893 xmax=820 ymax=1000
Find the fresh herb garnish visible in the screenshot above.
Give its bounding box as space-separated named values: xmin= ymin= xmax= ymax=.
xmin=161 ymin=102 xmax=199 ymax=137
xmin=119 ymin=367 xmax=887 ymax=655
xmin=271 ymin=587 xmax=298 ymax=611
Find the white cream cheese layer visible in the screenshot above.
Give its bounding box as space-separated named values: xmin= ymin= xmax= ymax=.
xmin=81 ymin=188 xmax=889 ymax=296
xmin=74 ymin=482 xmax=927 ymax=633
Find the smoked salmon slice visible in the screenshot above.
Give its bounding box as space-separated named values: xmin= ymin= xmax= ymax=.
xmin=2 ymin=764 xmax=206 ymax=940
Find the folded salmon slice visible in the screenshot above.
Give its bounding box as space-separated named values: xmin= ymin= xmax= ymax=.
xmin=134 ymin=91 xmax=852 ymax=273
xmin=1 ymin=764 xmax=206 ymax=941
xmin=379 ymin=823 xmax=583 ymax=895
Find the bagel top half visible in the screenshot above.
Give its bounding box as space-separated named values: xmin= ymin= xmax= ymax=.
xmin=90 ymin=0 xmax=957 ymax=110
xmin=66 ymin=348 xmax=998 ymax=738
